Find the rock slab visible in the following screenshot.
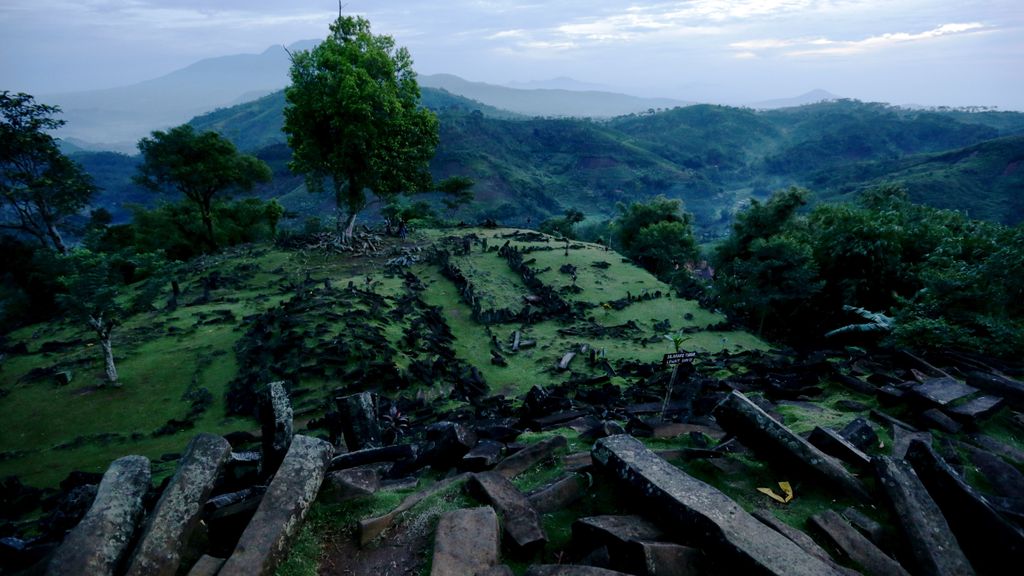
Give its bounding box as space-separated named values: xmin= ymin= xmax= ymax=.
xmin=46 ymin=455 xmax=151 ymax=576
xmin=591 ymin=434 xmax=843 ymax=576
xmin=715 ymin=391 xmax=870 ymax=502
xmin=467 ymin=472 xmax=547 ymax=553
xmin=430 ymin=506 xmax=500 ymax=576
xmin=494 ymin=435 xmax=567 ymax=478
xmin=126 ymin=433 xmax=232 ymax=576
xmin=809 ymin=510 xmax=910 ymax=576
xmin=259 ymin=381 xmax=293 ymax=478
xmin=219 ymin=434 xmax=334 ymax=576
xmin=874 ymin=455 xmax=975 ymax=576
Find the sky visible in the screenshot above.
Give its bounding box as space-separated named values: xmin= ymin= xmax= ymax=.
xmin=2 ymin=0 xmax=1022 ymax=109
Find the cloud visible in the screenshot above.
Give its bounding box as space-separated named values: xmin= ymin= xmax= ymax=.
xmin=730 ymin=22 xmax=989 ymax=58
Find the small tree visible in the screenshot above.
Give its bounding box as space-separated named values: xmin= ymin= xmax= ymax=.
xmin=438 ymin=176 xmax=476 ymax=217
xmin=58 ymin=250 xmax=124 ymax=385
xmin=0 ymin=92 xmax=96 ymax=253
xmin=614 ymin=197 xmax=697 ymax=275
xmin=283 ymin=15 xmax=439 ymax=242
xmin=135 ymin=125 xmax=271 ymax=251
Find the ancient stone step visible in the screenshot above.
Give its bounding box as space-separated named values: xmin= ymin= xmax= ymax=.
xmin=467 ymin=472 xmax=546 ymax=553
xmin=874 ymin=455 xmax=975 ymax=576
xmin=525 ymin=565 xmax=632 ymax=576
xmin=528 ymin=473 xmax=586 ymax=514
xmin=430 ymin=506 xmax=500 ymax=576
xmin=906 ymin=439 xmax=1024 ymax=574
xmin=336 ymin=391 xmax=382 ymax=451
xmin=808 ymin=426 xmax=872 ymax=469
xmin=714 ymin=391 xmax=871 ymax=502
xmin=808 ymin=510 xmax=911 ymax=576
xmin=219 ymin=434 xmax=334 ymax=576
xmin=126 ymin=433 xmax=232 ymax=576
xmin=259 ymin=381 xmax=293 ymax=478
xmin=592 ymin=434 xmax=845 ymax=576
xmin=46 ymin=455 xmax=151 ymax=576
xmin=493 ymin=435 xmax=567 ymax=479
xmin=911 ymin=377 xmax=978 ymax=406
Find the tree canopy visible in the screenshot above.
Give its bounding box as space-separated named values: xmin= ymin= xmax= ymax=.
xmin=614 ymin=196 xmax=697 ymax=276
xmin=0 ymin=91 xmax=96 ymax=253
xmin=283 ymin=15 xmax=439 ymax=241
xmin=135 ymin=124 xmax=271 ymax=251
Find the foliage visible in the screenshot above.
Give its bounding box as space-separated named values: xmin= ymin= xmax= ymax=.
xmin=0 ymin=92 xmax=96 ymax=253
xmin=130 ymin=198 xmax=284 ymax=261
xmin=283 ymin=15 xmax=439 ymax=239
xmin=614 ymin=196 xmax=697 ymax=277
xmin=135 ymin=124 xmax=271 ymax=251
xmin=436 ymin=175 xmax=475 ymax=215
xmin=714 ymin=185 xmax=1024 ymax=355
xmin=56 ymin=250 xmax=126 ymax=384
xmin=0 ymin=235 xmax=64 ymax=329
xmin=538 ymin=208 xmax=585 ymax=239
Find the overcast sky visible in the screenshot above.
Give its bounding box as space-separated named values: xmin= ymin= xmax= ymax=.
xmin=2 ymin=0 xmax=1022 ymax=109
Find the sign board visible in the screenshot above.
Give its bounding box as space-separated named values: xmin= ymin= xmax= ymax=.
xmin=662 ymin=351 xmax=697 ymax=367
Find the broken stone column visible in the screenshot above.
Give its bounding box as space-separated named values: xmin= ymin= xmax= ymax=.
xmin=259 ymin=381 xmax=293 ymax=478
xmin=46 ymin=455 xmax=151 ymax=576
xmin=591 ymin=435 xmax=843 ymax=576
xmin=219 ymin=434 xmax=334 ymax=576
xmin=125 ymin=433 xmax=232 ymax=576
xmin=430 ymin=506 xmax=500 ymax=576
xmin=906 ymin=439 xmax=1024 ymax=574
xmin=809 ymin=510 xmax=910 ymax=576
xmin=467 ymin=472 xmax=547 ymax=553
xmin=874 ymin=455 xmax=975 ymax=576
xmin=494 ymin=435 xmax=567 ymax=478
xmin=714 ymin=391 xmax=870 ymax=502
xmin=336 ymin=391 xmax=382 ymax=451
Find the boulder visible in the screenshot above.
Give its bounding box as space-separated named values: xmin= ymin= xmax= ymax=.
xmin=839 ymin=417 xmax=879 ymax=451
xmin=714 ymin=391 xmax=870 ymax=502
xmin=430 ymin=506 xmax=500 ymax=576
xmin=874 ymin=456 xmax=975 ymax=575
xmin=592 ymin=435 xmax=844 ymax=576
xmin=422 ymin=421 xmax=478 ymax=468
xmin=808 ymin=510 xmax=911 ymax=576
xmin=461 ymin=440 xmax=504 ymax=471
xmin=46 ymin=455 xmax=151 ymax=576
xmin=126 ymin=433 xmax=232 ymax=576
xmin=321 ymin=467 xmax=382 ymax=502
xmin=467 ymin=472 xmax=546 ymax=553
xmin=259 ymin=381 xmax=293 ymax=478
xmin=219 ymin=435 xmax=334 ymax=576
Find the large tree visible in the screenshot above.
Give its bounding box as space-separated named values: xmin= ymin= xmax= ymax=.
xmin=0 ymin=91 xmax=96 ymax=253
xmin=283 ymin=15 xmax=440 ymax=242
xmin=135 ymin=125 xmax=271 ymax=251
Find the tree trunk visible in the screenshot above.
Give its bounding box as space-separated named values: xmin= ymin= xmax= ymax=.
xmin=101 ymin=336 xmax=118 ymax=385
xmin=45 ymin=222 xmax=67 ymax=254
xmin=341 ymin=211 xmax=358 ymax=245
xmin=201 ymin=209 xmax=217 ymax=251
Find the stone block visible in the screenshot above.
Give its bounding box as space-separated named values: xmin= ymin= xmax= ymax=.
xmin=467 ymin=472 xmax=546 ymax=553
xmin=430 ymin=506 xmax=500 ymax=576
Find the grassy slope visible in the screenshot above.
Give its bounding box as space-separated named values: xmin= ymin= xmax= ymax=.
xmin=0 ymin=229 xmax=766 ymax=489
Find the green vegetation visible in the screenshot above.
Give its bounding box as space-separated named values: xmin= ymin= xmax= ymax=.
xmin=0 ymin=91 xmax=96 ymax=254
xmin=283 ymin=15 xmax=439 ymax=240
xmin=715 ymin=185 xmax=1024 ymax=356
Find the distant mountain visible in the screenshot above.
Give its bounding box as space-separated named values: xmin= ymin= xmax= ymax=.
xmin=42 ymin=40 xmax=317 ymax=151
xmin=505 ymin=77 xmax=614 ymax=92
xmin=749 ymin=89 xmax=840 ymax=110
xmin=418 ymin=74 xmax=691 ymax=118
xmin=78 ymin=86 xmax=1024 ymax=237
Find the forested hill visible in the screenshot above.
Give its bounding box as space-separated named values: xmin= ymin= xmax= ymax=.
xmin=84 ymin=88 xmax=1024 ymax=236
